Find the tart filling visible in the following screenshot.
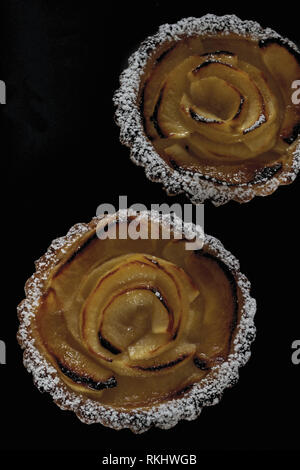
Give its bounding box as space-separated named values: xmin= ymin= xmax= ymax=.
xmin=114 ymin=15 xmax=300 ymax=205
xmin=18 ymin=212 xmax=256 ymax=432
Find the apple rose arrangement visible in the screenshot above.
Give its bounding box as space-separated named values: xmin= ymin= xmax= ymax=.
xmin=142 ymin=41 xmax=299 ymax=163
xmin=18 ymin=213 xmax=256 ymax=431
xmin=115 ymin=15 xmax=300 ymax=204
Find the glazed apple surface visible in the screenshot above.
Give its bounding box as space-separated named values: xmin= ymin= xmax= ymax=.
xmin=140 ymin=35 xmax=300 ymax=187
xmin=22 ymin=216 xmax=242 ymax=408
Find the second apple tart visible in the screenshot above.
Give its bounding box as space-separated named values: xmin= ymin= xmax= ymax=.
xmin=114 ymin=14 xmax=300 ymax=205
xmin=18 ymin=212 xmax=256 ymax=432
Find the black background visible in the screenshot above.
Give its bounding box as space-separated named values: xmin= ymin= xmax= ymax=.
xmin=1 ymin=0 xmax=299 ymax=459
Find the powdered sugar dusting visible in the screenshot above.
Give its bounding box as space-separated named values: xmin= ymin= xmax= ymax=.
xmin=17 ymin=212 xmax=256 ymax=433
xmin=243 ymin=113 xmax=267 ymax=134
xmin=113 ymin=14 xmax=300 ymax=206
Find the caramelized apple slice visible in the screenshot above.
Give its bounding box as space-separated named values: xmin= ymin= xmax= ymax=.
xmin=63 ymin=254 xmax=134 ymax=345
xmin=200 ymin=50 xmax=238 ymax=67
xmin=189 ymin=61 xmax=264 ymax=133
xmin=164 ymin=144 xmax=203 ymax=170
xmin=186 ymin=294 xmax=206 ymax=343
xmin=78 ymin=254 xmax=134 ymax=302
xmin=155 ymin=56 xmax=210 ymax=138
xmin=38 ymin=289 xmax=116 ymax=392
xmin=189 ymin=76 xmax=242 ymax=120
xmin=237 ymin=60 xmax=280 ymax=149
xmin=243 ymin=120 xmax=279 ymax=154
xmin=162 ymin=240 xmax=235 ymax=359
xmin=180 ymin=90 xmax=242 ymax=144
xmin=156 ymin=53 xmax=242 ymax=139
xmin=185 ymin=250 xmax=238 ymax=360
xmin=260 ymin=40 xmax=300 ymax=144
xmin=101 ymin=359 xmax=207 ymax=407
xmin=80 ymin=255 xmax=183 ymax=359
xmin=171 ymin=264 xmax=199 ymax=304
xmin=51 ymin=230 xmax=98 ymax=307
xmin=128 ymin=332 xmax=171 ymax=361
xmin=112 ymin=342 xmax=196 ymax=377
xmin=142 ymin=40 xmax=206 ymax=139
xmin=152 ymin=293 xmax=171 ymax=334
xmin=158 ymin=257 xmax=200 ymax=335
xmin=100 ymin=288 xmax=170 ymax=352
xmin=188 ymin=133 xmax=252 ymax=160
xmin=51 ymin=224 xmax=157 ymax=311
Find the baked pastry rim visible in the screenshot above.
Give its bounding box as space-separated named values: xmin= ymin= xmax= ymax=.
xmin=17 ymin=212 xmax=256 ymax=433
xmin=113 ymin=14 xmax=300 ymax=206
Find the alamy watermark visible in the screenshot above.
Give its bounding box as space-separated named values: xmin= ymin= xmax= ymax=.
xmin=102 ymin=454 xmax=197 ymax=466
xmin=0 ymin=80 xmax=6 ymax=104
xmin=291 ymin=80 xmax=300 ymax=105
xmin=96 ymin=197 xmax=204 ymax=251
xmin=291 ymin=340 xmax=300 ymax=365
xmin=0 ymin=340 xmax=6 ymax=365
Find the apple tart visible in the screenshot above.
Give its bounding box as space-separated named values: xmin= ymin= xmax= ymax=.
xmin=114 ymin=15 xmax=300 ymax=205
xmin=18 ymin=212 xmax=256 ymax=432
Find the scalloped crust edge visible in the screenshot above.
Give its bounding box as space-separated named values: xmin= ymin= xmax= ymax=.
xmin=113 ymin=14 xmax=300 ymax=206
xmin=17 ymin=212 xmax=256 ymax=433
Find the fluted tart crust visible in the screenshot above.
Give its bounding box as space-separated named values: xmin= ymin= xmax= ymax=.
xmin=18 ymin=212 xmax=256 ymax=432
xmin=114 ymin=15 xmax=300 ymax=205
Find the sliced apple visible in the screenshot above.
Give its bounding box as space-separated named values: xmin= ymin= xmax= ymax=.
xmin=237 ymin=60 xmax=280 ymax=149
xmin=51 ymin=231 xmax=98 ymax=307
xmin=188 ymin=132 xmax=252 ymax=160
xmin=112 ymin=342 xmax=196 ymax=377
xmin=184 ymin=250 xmax=238 ymax=360
xmin=171 ymin=264 xmax=199 ymax=304
xmin=62 ymin=254 xmax=134 ymax=346
xmin=185 ymin=293 xmax=206 ymax=343
xmin=154 ymin=56 xmax=210 ymax=138
xmin=155 ymin=90 xmax=190 ymax=139
xmin=99 ymin=287 xmax=169 ymax=353
xmin=151 ymin=289 xmax=172 ymax=334
xmin=189 ymin=76 xmax=242 ymax=121
xmin=180 ymin=89 xmax=242 ymax=144
xmin=189 ymin=61 xmax=264 ymax=134
xmin=260 ymin=40 xmax=300 ymax=144
xmin=103 ymin=359 xmax=206 ymax=407
xmin=80 ymin=255 xmax=183 ymax=359
xmin=243 ymin=120 xmax=279 ymax=154
xmin=142 ymin=40 xmax=206 ymax=139
xmin=37 ymin=289 xmax=116 ymax=392
xmin=127 ymin=332 xmax=171 ymax=361
xmin=164 ymin=143 xmax=202 ymax=170
xmin=154 ymin=51 xmax=244 ymax=139
xmin=200 ymin=50 xmax=238 ymax=67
